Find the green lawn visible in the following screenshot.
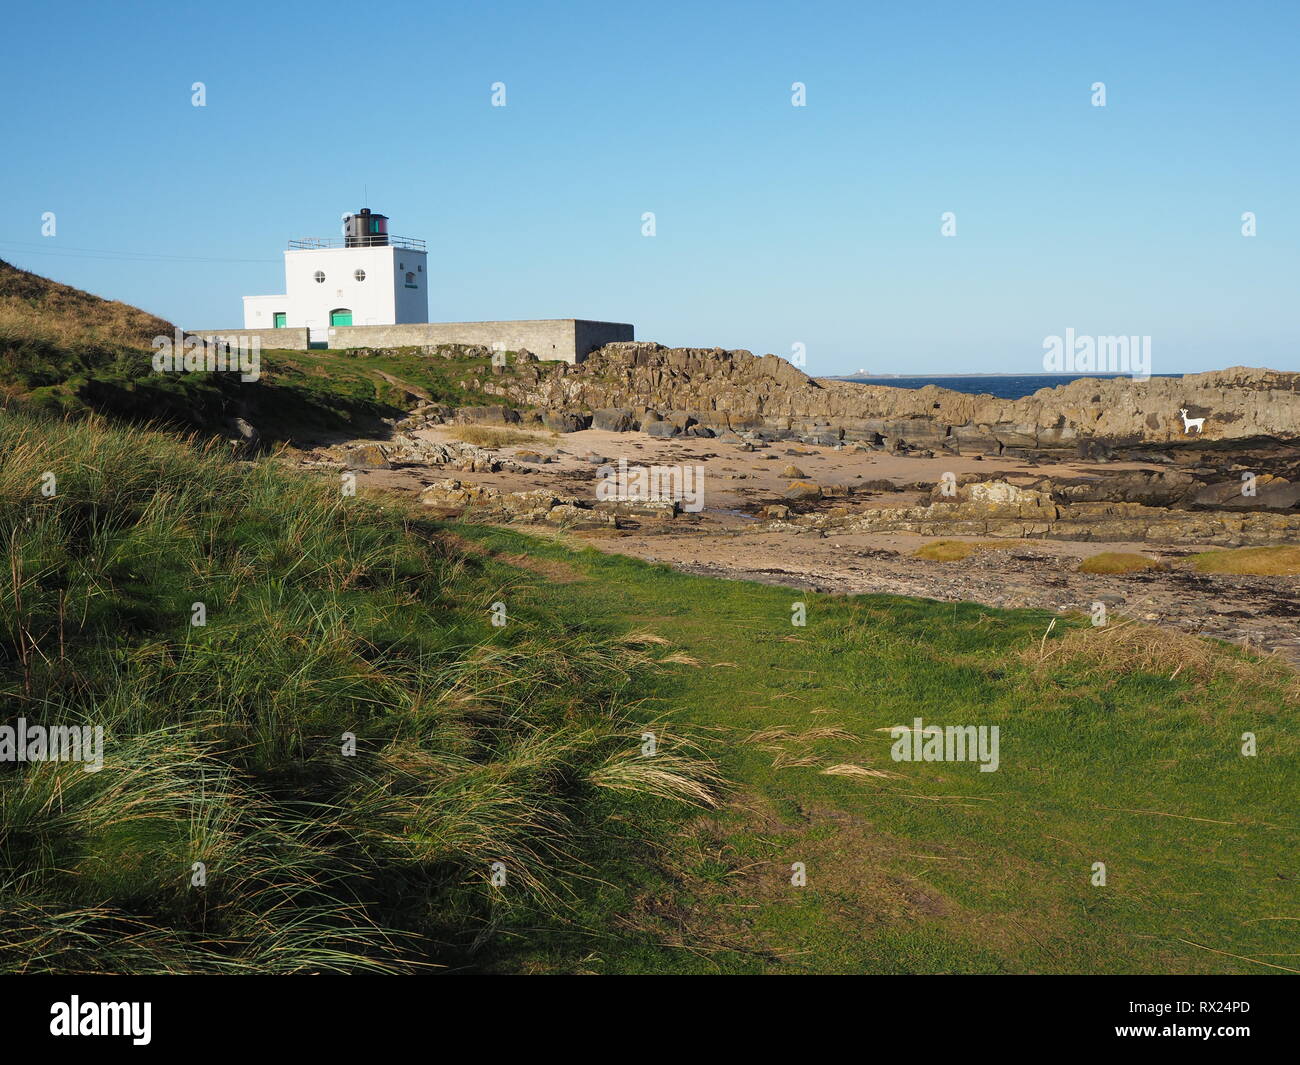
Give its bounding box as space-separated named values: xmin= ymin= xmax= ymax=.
xmin=452 ymin=524 xmax=1300 ymax=974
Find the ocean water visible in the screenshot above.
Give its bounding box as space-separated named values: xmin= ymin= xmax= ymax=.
xmin=843 ymin=374 xmax=1181 ymax=401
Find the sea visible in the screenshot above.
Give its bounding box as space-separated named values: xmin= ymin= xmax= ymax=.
xmin=841 ymin=374 xmax=1182 ymax=401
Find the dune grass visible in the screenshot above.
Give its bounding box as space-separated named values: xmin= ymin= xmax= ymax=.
xmin=1077 ymin=551 xmax=1162 ymax=574
xmin=0 ymin=408 xmax=718 ymax=973
xmin=1190 ymin=545 xmax=1300 ymax=576
xmin=446 ymin=425 xmax=554 ymax=448
xmin=0 ymin=258 xmax=175 ymax=349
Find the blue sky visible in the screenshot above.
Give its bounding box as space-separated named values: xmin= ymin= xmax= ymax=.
xmin=1 ymin=0 xmax=1295 ymax=375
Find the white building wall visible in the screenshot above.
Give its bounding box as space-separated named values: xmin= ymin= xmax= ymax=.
xmin=391 ymin=248 xmax=429 ymax=323
xmin=243 ymin=293 xmax=287 ymax=330
xmin=240 ymin=228 xmax=429 ymax=333
xmin=284 ymin=247 xmax=399 ymax=330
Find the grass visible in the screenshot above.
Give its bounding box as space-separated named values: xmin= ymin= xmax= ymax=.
xmin=0 ymin=258 xmax=175 ymax=349
xmin=10 ymin=264 xmax=1295 ymax=974
xmin=0 ymin=335 xmax=539 ymax=446
xmin=446 ymin=426 xmax=554 ymax=448
xmin=0 ymin=408 xmax=718 ymax=973
xmin=443 ymin=523 xmax=1300 ymax=974
xmin=1078 ymin=551 xmax=1162 ymax=574
xmin=1190 ymin=545 xmax=1300 ymax=576
xmin=4 ymin=405 xmax=1296 ymax=973
xmin=913 ymin=538 xmax=1023 ymax=562
xmin=0 ymin=260 xmax=543 ymax=443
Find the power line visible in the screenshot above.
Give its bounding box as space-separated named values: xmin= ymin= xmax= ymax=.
xmin=0 ymin=240 xmax=279 ymax=264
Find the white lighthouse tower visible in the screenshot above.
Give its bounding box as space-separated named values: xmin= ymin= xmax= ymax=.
xmin=242 ymin=208 xmax=428 ymax=339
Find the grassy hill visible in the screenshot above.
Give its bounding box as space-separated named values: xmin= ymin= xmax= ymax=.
xmin=0 ymin=258 xmax=175 ymax=349
xmin=0 ymin=259 xmax=534 ymax=444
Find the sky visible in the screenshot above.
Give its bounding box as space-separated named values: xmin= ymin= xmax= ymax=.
xmin=1 ymin=0 xmax=1296 ymax=375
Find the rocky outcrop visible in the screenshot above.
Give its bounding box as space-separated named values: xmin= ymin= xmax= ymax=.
xmin=477 ymin=343 xmax=1300 ymax=455
xmin=775 ymin=479 xmax=1300 ymax=546
xmin=419 ymin=480 xmax=617 ymax=528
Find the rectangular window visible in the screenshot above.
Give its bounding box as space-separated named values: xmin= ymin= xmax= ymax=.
xmin=272 ymin=312 xmax=286 ymax=328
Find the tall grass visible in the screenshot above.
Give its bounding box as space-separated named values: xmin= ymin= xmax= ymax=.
xmin=0 ymin=257 xmax=175 ymax=350
xmin=0 ymin=408 xmax=717 ymax=972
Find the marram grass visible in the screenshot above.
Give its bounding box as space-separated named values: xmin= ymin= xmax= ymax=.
xmin=0 ymin=407 xmax=718 ymax=973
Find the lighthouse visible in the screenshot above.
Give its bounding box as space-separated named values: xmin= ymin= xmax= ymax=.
xmin=242 ymin=208 xmax=429 ymax=338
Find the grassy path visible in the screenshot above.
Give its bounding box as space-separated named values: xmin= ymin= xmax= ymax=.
xmin=459 ymin=523 xmax=1300 ymax=974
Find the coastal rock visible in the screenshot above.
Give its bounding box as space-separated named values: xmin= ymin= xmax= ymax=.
xmin=591 ymin=408 xmax=635 ymax=432
xmin=542 ymin=410 xmax=590 ymax=433
xmin=782 ymin=480 xmax=823 ymax=501
xmin=476 ymin=343 xmax=1300 ymax=454
xmin=343 ymin=443 xmax=392 ymax=469
xmin=457 ymin=405 xmax=521 ymax=426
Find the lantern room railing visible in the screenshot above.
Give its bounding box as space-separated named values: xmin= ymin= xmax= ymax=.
xmin=287 ymin=235 xmax=427 ymax=251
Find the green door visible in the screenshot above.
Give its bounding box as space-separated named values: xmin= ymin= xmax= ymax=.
xmin=272 ymin=312 xmax=286 ymax=328
xmin=330 ymin=309 xmax=353 ymax=326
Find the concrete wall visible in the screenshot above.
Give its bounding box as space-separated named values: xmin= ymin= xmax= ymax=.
xmin=575 ymin=319 xmax=635 ymax=358
xmin=192 ymin=327 xmax=309 ymax=350
xmin=191 ymin=320 xmax=634 ymax=362
xmin=325 ymin=319 xmax=634 ymax=363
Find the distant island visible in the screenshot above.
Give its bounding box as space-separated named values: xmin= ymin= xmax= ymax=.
xmin=826 ymin=371 xmax=1186 ymax=381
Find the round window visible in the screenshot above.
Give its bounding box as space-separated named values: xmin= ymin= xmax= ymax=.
xmin=354 ymin=269 xmax=366 ymax=282
xmin=313 ymin=271 xmax=325 ymax=283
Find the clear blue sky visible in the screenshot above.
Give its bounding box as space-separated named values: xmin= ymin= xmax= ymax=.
xmin=1 ymin=0 xmax=1295 ymax=375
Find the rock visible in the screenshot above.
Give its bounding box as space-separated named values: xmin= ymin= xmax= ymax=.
xmin=542 ymin=410 xmax=590 ymax=433
xmin=546 ymin=503 xmax=618 ymax=529
xmin=761 ymin=504 xmax=792 ymax=519
xmin=1193 ymin=476 xmax=1300 ymax=511
xmin=781 ymin=464 xmax=808 ymax=479
xmin=420 ymin=479 xmax=489 ymax=509
xmin=228 ymin=417 xmax=260 ymax=444
xmin=419 ymin=480 xmax=580 ymax=524
xmin=458 ymin=405 xmax=521 ymax=426
xmin=645 ymin=421 xmax=679 ymax=438
xmin=593 ymin=498 xmax=679 ymax=520
xmin=591 ymin=408 xmax=635 ymax=432
xmin=344 ymin=443 xmax=391 ymax=469
xmin=464 ymin=344 xmax=1300 ymax=456
xmin=782 ymin=480 xmax=822 ymax=501
xmin=496 ymin=488 xmax=564 ymax=521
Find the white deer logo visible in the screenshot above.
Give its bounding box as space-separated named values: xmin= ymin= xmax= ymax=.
xmin=1179 ymin=408 xmax=1205 ymax=435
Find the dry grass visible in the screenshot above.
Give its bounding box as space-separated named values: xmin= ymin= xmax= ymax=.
xmin=821 ymin=763 xmax=901 ymax=780
xmin=1189 ymin=545 xmax=1300 ymax=576
xmin=1023 ymin=617 xmax=1298 ymax=692
xmin=497 ymin=553 xmax=586 ymax=583
xmin=1078 ymin=551 xmax=1162 ymax=574
xmin=445 ymin=425 xmax=553 ymax=448
xmin=0 ymin=259 xmax=175 ymax=348
xmin=913 ymin=539 xmax=1023 ymax=562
